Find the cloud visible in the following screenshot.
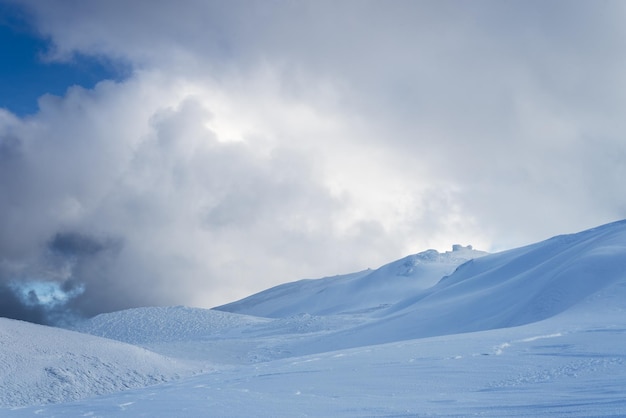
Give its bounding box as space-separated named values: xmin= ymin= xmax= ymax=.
xmin=0 ymin=281 xmax=48 ymax=324
xmin=2 ymin=1 xmax=626 ymax=323
xmin=0 ymin=72 xmax=428 ymax=323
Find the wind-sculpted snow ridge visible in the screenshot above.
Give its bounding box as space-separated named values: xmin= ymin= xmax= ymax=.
xmin=0 ymin=318 xmax=200 ymax=408
xmin=72 ymin=305 xmax=368 ymax=365
xmin=215 ymin=244 xmax=488 ymax=317
xmin=72 ymin=306 xmax=271 ymax=345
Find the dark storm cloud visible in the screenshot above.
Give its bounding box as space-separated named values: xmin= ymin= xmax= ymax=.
xmin=0 ymin=230 xmax=122 ymax=325
xmin=0 ymin=282 xmax=46 ymax=324
xmin=48 ymin=232 xmax=117 ymax=258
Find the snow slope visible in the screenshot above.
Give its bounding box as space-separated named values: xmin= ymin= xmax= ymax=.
xmin=217 ymin=220 xmax=626 ymax=353
xmin=71 ymin=305 xmax=366 ymax=364
xmin=71 ymin=305 xmax=270 ymax=345
xmin=7 ymin=314 xmax=626 ymax=417
xmin=0 ymin=318 xmax=200 ymax=408
xmin=3 ymin=220 xmax=626 ymax=416
xmin=215 ymin=245 xmax=487 ymax=317
xmin=334 ymin=219 xmax=626 ymax=348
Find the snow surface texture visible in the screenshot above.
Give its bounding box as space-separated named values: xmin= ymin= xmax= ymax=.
xmin=0 ymin=318 xmax=198 ymax=408
xmin=3 ymin=220 xmax=626 ymax=416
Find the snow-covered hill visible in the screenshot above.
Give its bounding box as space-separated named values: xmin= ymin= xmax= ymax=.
xmin=318 ymin=219 xmax=626 ymax=349
xmin=0 ymin=318 xmax=199 ymax=408
xmin=2 ymin=220 xmax=626 ymax=416
xmin=216 ymin=220 xmax=626 ymax=352
xmin=71 ymin=305 xmax=270 ymax=345
xmin=215 ymin=244 xmax=487 ymax=317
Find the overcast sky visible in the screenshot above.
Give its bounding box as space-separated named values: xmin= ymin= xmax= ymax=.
xmin=1 ymin=0 xmax=626 ymax=324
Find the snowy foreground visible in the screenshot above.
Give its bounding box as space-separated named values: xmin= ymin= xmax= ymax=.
xmin=3 ymin=221 xmax=626 ymax=416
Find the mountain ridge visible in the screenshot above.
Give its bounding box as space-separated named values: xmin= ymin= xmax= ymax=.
xmin=215 ymin=244 xmax=488 ymax=317
xmin=214 ymin=219 xmax=626 ymax=351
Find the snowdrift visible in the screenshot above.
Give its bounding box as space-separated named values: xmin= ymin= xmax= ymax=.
xmin=0 ymin=318 xmax=198 ymax=408
xmin=72 ymin=306 xmax=270 ymax=345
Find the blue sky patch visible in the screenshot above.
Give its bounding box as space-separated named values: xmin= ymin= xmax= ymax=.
xmin=0 ymin=6 xmax=129 ymax=116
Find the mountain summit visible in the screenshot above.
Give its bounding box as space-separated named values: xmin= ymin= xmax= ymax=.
xmin=215 ymin=244 xmax=488 ymax=317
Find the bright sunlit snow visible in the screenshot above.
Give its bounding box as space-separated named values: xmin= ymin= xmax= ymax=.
xmin=2 ymin=220 xmax=626 ymax=416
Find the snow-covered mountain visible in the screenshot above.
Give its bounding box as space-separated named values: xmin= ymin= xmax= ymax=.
xmin=214 ymin=220 xmax=626 ymax=352
xmin=321 ymin=219 xmax=626 ymax=348
xmin=2 ymin=220 xmax=626 ymax=416
xmin=215 ymin=244 xmax=487 ymax=317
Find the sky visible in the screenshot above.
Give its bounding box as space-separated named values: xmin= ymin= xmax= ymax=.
xmin=1 ymin=0 xmax=626 ymax=325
